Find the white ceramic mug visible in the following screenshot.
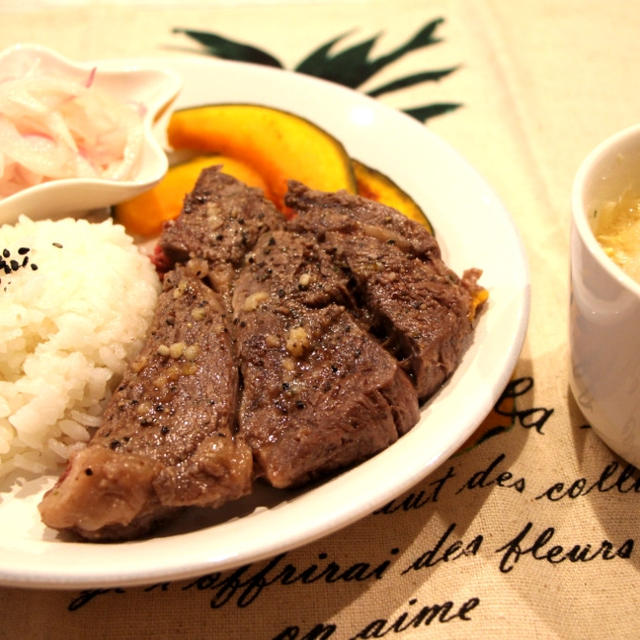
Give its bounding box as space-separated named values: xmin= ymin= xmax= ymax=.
xmin=570 ymin=123 xmax=640 ymax=467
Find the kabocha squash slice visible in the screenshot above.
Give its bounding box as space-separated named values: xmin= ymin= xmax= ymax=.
xmin=114 ymin=155 xmax=268 ymax=237
xmin=352 ymin=159 xmax=434 ymax=234
xmin=119 ymin=105 xmax=431 ymax=238
xmin=167 ymin=103 xmax=357 ymax=212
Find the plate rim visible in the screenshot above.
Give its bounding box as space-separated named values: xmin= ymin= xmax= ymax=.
xmin=0 ymin=56 xmax=530 ymax=590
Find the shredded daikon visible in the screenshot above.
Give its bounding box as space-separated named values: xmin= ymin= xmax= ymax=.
xmin=0 ymin=57 xmax=144 ymax=198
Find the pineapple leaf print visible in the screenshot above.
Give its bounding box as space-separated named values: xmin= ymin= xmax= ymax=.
xmin=295 ymin=18 xmax=442 ymax=88
xmin=172 ymin=28 xmax=283 ymax=68
xmin=366 ymin=67 xmax=458 ymax=98
xmin=173 ymin=17 xmax=461 ymax=123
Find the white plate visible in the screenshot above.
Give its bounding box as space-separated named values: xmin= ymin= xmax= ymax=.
xmin=0 ymin=56 xmax=529 ymax=589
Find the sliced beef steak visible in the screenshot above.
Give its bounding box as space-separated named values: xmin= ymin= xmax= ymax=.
xmin=161 ymin=166 xmax=285 ymax=297
xmin=233 ymin=230 xmax=419 ymax=488
xmin=39 ymin=171 xmax=482 ymax=541
xmin=285 ymin=180 xmax=441 ymax=262
xmin=232 ymin=229 xmax=353 ymax=311
xmin=286 ymin=182 xmax=483 ymax=400
xmin=39 ymin=264 xmax=251 ymax=540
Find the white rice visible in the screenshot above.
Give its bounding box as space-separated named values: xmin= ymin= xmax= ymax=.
xmin=0 ymin=215 xmax=160 ymax=479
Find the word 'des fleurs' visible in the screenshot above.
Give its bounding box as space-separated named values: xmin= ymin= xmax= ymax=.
xmin=496 ymin=522 xmax=633 ymax=573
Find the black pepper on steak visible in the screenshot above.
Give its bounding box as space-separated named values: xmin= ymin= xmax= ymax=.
xmin=285 ymin=180 xmax=484 ymax=400
xmin=232 ymin=229 xmax=419 ymax=488
xmin=160 ymin=165 xmax=285 ymax=303
xmin=38 ymin=166 xmax=484 ymax=540
xmin=39 ymin=261 xmax=251 ymax=540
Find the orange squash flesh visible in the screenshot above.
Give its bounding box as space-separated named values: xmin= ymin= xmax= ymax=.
xmin=352 ymin=159 xmax=434 ymax=234
xmin=114 ymin=155 xmax=268 ymax=237
xmin=117 ymin=105 xmax=433 ymax=239
xmin=167 ymin=104 xmax=357 ymax=212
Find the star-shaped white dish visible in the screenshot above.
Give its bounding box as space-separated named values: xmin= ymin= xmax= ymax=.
xmin=0 ymin=44 xmax=181 ymax=225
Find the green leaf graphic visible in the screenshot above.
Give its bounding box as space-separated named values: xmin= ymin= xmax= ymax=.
xmin=295 ymin=18 xmax=444 ymax=89
xmin=403 ymin=103 xmax=462 ymax=122
xmin=367 ymin=67 xmax=458 ymax=98
xmin=173 ymin=28 xmax=283 ymax=68
xmin=295 ymin=31 xmax=378 ymax=87
xmin=173 ymin=18 xmax=463 ymax=122
xmin=363 ymin=17 xmax=445 ymax=79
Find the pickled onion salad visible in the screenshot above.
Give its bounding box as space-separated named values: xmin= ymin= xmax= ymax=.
xmin=0 ymin=56 xmax=145 ymax=198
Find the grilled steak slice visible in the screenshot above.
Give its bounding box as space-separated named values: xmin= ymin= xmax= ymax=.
xmin=285 ymin=180 xmax=441 ymax=261
xmin=233 ymin=230 xmax=419 ymax=488
xmin=161 ymin=166 xmax=285 ymax=297
xmin=38 ymin=264 xmax=251 ymax=540
xmin=233 ymin=229 xmax=354 ymax=311
xmin=286 ymin=182 xmax=483 ymax=400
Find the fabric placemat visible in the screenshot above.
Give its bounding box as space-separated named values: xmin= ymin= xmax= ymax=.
xmin=1 ymin=2 xmax=640 ymax=638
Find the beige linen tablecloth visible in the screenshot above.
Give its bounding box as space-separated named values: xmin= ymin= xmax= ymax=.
xmin=2 ymin=1 xmax=640 ymax=638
